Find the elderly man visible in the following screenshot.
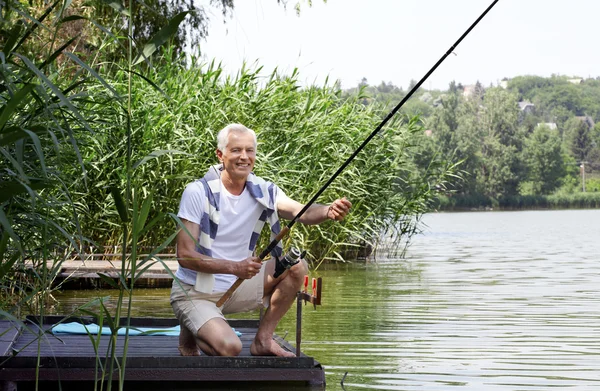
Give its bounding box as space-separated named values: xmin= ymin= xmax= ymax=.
xmin=171 ymin=123 xmax=351 ymax=357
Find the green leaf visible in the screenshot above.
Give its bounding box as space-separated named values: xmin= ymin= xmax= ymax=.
xmin=134 ymin=230 xmax=178 ymax=282
xmin=22 ymin=128 xmax=47 ymax=174
xmin=137 ymin=213 xmax=164 ymax=238
xmin=127 ymin=68 xmax=171 ymax=100
xmin=39 ymin=36 xmax=78 ymax=70
xmin=132 ymin=149 xmax=187 ymax=170
xmin=0 ymin=83 xmax=36 ymax=130
xmin=110 ymin=187 xmax=129 ymax=223
xmin=97 ymin=272 xmax=119 ymax=289
xmin=132 ymin=11 xmax=189 ymax=66
xmin=0 ymin=252 xmax=19 ymax=281
xmin=14 ymin=55 xmax=94 ymax=134
xmin=0 ymin=230 xmax=10 ymax=260
xmin=0 ymin=179 xmax=49 ymax=203
xmin=98 ymin=300 xmax=115 ymax=331
xmin=136 ymin=194 xmax=152 ymax=235
xmin=64 ymin=52 xmax=119 ymax=98
xmin=132 ymin=260 xmax=157 ymax=282
xmin=0 ymin=125 xmax=47 ymax=147
xmin=59 ymin=15 xmax=87 ymax=23
xmin=1 ymin=20 xmax=25 ymax=56
xmin=0 ymin=208 xmax=20 ymax=252
xmin=101 ymin=0 xmax=131 ymax=16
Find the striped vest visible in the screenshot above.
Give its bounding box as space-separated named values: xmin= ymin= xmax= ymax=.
xmin=197 ymin=164 xmax=283 ymax=259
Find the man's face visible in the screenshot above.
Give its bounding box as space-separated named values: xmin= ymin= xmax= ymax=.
xmin=217 ymin=131 xmax=256 ymax=181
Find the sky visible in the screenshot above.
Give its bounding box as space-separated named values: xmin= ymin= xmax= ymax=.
xmin=196 ymin=0 xmax=600 ymax=91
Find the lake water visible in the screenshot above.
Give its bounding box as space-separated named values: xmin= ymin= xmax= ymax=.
xmin=53 ymin=209 xmax=600 ymax=390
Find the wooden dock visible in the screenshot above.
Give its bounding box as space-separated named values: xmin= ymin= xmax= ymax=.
xmin=53 ymin=257 xmax=179 ymax=289
xmin=0 ymin=316 xmax=325 ymax=390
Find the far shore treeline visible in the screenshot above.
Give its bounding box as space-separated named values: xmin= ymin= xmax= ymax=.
xmin=345 ymin=76 xmax=600 ymax=210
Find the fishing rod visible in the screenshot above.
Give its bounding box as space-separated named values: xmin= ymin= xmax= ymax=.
xmin=216 ymin=0 xmax=500 ymax=307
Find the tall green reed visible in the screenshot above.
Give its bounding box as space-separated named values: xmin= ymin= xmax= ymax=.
xmin=1 ymin=0 xmax=186 ymax=389
xmin=73 ymin=54 xmax=457 ymax=263
xmin=1 ymin=0 xmax=100 ymax=386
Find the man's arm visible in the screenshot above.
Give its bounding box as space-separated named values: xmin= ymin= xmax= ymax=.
xmin=277 ymin=195 xmax=352 ymax=224
xmin=176 ymin=219 xmax=261 ymax=279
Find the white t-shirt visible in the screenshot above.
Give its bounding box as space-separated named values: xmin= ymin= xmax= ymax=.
xmin=175 ymin=179 xmax=286 ymax=292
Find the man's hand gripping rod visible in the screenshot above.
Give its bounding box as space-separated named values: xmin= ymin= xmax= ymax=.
xmin=215 ymin=0 xmax=499 ymax=308
xmin=216 ymin=227 xmax=290 ymax=307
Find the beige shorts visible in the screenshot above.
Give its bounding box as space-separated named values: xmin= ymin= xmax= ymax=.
xmin=170 ymin=263 xmax=267 ymax=335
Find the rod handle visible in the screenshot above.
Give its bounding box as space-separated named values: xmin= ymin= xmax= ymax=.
xmin=215 ymin=277 xmax=245 ymax=307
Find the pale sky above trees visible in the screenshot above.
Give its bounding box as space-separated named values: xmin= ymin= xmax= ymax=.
xmin=197 ymin=0 xmax=600 ymax=90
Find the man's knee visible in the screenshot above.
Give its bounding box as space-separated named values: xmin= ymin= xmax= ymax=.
xmin=197 ymin=330 xmax=242 ymax=356
xmin=288 ymin=259 xmax=308 ymax=283
xmin=197 ymin=318 xmax=243 ymax=356
xmin=214 ymin=337 xmax=243 ymax=356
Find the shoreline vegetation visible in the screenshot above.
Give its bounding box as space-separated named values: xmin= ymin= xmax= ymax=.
xmin=435 ymin=192 xmax=600 ymax=211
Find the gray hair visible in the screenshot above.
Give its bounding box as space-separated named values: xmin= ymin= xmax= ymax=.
xmin=216 ymin=124 xmax=257 ymax=151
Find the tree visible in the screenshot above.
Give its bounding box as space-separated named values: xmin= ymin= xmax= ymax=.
xmin=475 ymin=88 xmax=523 ymax=197
xmin=563 ymin=117 xmax=594 ymax=162
xmin=521 ymin=125 xmax=565 ymax=194
xmin=428 ymin=87 xmax=460 ymax=154
xmin=1 ymin=0 xmax=318 ymax=63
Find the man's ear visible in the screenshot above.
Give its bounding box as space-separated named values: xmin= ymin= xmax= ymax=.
xmin=216 ymin=149 xmax=223 ymax=162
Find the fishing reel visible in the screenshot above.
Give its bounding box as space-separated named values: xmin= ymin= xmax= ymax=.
xmin=273 ymin=247 xmax=305 ymax=278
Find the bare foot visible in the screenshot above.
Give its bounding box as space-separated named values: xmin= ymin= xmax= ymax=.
xmin=250 ymin=337 xmax=296 ymax=357
xmin=178 ymin=344 xmax=201 ymax=356
xmin=178 ymin=326 xmax=201 ymax=356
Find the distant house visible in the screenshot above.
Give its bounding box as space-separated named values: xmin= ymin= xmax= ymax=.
xmin=537 ymin=122 xmax=558 ymax=130
xmin=462 ymin=84 xmax=477 ymax=98
xmin=420 ymin=92 xmax=433 ymax=103
xmin=518 ymin=101 xmax=535 ymax=114
xmin=462 ymin=84 xmax=485 ymax=99
xmin=567 ymin=78 xmax=583 ymax=84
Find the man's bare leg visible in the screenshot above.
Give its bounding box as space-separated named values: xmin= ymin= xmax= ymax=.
xmin=250 ymin=259 xmax=307 ymax=357
xmin=196 ymin=317 xmax=243 ymax=356
xmin=178 ymin=323 xmax=201 ymax=356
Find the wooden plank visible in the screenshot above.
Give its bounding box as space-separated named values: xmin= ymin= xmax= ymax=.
xmin=0 ymin=317 xmax=324 ymax=387
xmin=11 ymin=332 xmax=300 ymax=359
xmin=1 ymin=354 xmax=316 ymax=370
xmin=0 ymin=367 xmax=325 ymax=384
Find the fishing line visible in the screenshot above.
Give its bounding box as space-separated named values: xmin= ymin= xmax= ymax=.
xmin=259 ymin=0 xmax=500 ymax=257
xmin=217 ymin=0 xmax=500 ymax=306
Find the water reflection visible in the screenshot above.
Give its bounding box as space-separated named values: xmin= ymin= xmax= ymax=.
xmin=54 ymin=210 xmax=600 ymax=390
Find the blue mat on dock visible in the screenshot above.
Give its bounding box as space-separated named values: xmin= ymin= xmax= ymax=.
xmin=52 ymin=322 xmax=241 ymax=336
